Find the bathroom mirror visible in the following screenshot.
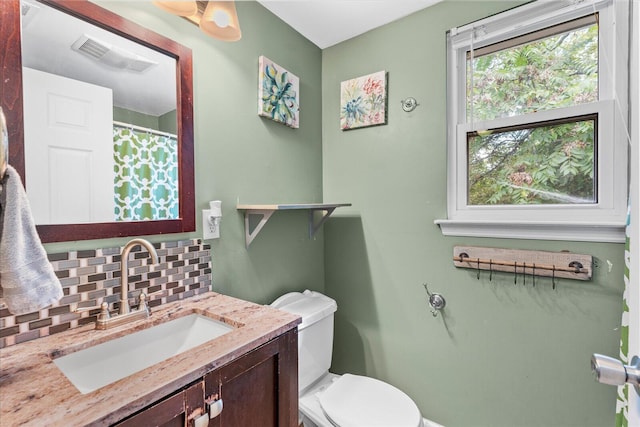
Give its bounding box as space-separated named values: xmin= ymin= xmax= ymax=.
xmin=0 ymin=0 xmax=195 ymax=243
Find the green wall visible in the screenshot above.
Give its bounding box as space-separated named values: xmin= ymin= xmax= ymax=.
xmin=44 ymin=1 xmax=326 ymax=305
xmin=40 ymin=1 xmax=627 ymax=426
xmin=113 ymin=106 xmax=160 ymax=131
xmin=112 ymin=106 xmax=177 ymax=134
xmin=322 ymin=1 xmax=625 ymax=426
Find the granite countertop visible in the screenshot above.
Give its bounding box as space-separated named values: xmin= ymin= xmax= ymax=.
xmin=0 ymin=292 xmax=301 ymax=426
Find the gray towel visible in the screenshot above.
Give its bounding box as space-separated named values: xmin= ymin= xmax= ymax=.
xmin=0 ymin=165 xmax=63 ymax=314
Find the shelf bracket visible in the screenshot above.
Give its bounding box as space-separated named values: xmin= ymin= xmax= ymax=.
xmin=243 ymin=210 xmax=275 ymax=248
xmin=237 ymin=203 xmax=351 ymax=248
xmin=308 ymin=207 xmax=337 ymax=238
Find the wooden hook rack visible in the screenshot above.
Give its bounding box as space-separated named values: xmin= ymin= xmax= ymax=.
xmin=453 ymin=246 xmax=593 ymax=281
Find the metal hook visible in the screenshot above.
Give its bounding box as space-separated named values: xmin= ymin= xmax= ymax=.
xmin=532 ymin=264 xmax=536 ymax=287
xmin=552 ymin=265 xmax=556 ymax=290
xmin=423 ymin=282 xmax=432 ymax=296
xmin=400 ymin=97 xmax=419 ymax=112
xmin=423 ymin=283 xmax=446 ymax=317
xmin=523 ymin=262 xmax=526 ymax=286
xmin=514 ymin=261 xmax=518 ymax=284
xmin=489 ymin=259 xmax=493 ymax=281
xmin=477 ymin=258 xmax=481 ymax=280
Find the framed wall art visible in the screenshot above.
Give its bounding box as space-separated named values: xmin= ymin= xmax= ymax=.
xmin=258 ymin=55 xmax=299 ymax=128
xmin=340 ymin=70 xmax=387 ymax=130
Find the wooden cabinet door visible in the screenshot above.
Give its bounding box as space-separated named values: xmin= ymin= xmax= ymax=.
xmin=112 ymin=329 xmax=298 ymax=427
xmin=206 ymin=329 xmax=298 ymax=427
xmin=114 ymin=381 xmax=205 ymax=427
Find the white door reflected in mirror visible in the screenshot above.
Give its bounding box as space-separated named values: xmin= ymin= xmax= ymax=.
xmin=23 ymin=67 xmax=114 ymax=224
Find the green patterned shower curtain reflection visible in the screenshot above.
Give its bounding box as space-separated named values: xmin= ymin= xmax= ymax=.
xmin=113 ymin=124 xmax=179 ymax=221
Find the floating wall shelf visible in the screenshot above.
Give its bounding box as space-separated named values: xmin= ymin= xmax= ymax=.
xmin=236 ymin=203 xmax=352 ymax=248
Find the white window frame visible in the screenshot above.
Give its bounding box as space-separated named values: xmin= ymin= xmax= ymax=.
xmin=436 ymin=0 xmax=629 ymax=243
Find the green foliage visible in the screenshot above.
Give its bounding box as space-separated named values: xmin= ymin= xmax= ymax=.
xmin=468 ymin=121 xmax=595 ymax=205
xmin=466 ymin=23 xmax=598 ymax=205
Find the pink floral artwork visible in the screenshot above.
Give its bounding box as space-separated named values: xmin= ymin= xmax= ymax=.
xmin=340 ymin=71 xmax=387 ymax=130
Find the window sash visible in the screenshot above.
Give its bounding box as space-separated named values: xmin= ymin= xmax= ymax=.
xmin=465 ymin=14 xmax=599 ymax=123
xmin=451 ymin=0 xmax=615 ymax=124
xmin=465 ymin=113 xmax=599 ymax=206
xmin=453 ymin=101 xmax=619 ymax=222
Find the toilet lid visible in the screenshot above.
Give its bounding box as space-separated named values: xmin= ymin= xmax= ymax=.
xmin=318 ymin=374 xmax=422 ymax=427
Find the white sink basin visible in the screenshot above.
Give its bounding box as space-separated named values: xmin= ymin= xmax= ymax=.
xmin=53 ymin=314 xmax=234 ymax=394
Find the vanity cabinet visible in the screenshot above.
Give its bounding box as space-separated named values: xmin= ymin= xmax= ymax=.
xmin=112 ymin=328 xmax=298 ymax=427
xmin=114 ymin=381 xmax=205 ymax=427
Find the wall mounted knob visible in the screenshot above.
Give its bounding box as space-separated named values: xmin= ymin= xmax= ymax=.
xmin=429 ymin=293 xmax=446 ymax=311
xmin=423 ymin=283 xmax=446 ymax=317
xmin=400 ymin=97 xmax=419 ymax=112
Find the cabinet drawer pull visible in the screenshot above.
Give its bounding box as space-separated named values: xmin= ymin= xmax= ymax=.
xmin=206 ymin=398 xmax=223 ymax=419
xmin=193 ymin=413 xmax=210 ymax=427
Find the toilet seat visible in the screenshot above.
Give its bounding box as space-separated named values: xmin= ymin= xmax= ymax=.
xmin=318 ymin=374 xmax=422 ymax=427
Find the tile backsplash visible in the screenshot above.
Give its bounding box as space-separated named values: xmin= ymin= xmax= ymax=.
xmin=0 ymin=239 xmax=211 ymax=348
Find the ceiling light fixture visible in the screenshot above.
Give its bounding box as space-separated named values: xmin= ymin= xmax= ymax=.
xmin=152 ymin=0 xmax=198 ymax=17
xmin=154 ymin=1 xmax=242 ymax=42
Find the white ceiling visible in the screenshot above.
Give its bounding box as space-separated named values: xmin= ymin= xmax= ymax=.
xmin=256 ymin=0 xmax=442 ymax=49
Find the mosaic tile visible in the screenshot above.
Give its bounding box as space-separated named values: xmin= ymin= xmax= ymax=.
xmin=0 ymin=239 xmax=211 ymax=348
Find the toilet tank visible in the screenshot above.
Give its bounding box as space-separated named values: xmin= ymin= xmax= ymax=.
xmin=271 ymin=290 xmax=337 ymax=394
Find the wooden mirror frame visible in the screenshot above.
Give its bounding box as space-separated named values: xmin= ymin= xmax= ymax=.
xmin=0 ymin=0 xmax=195 ymax=243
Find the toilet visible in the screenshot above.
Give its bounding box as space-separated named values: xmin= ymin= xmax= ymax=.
xmin=271 ymin=290 xmax=424 ymax=427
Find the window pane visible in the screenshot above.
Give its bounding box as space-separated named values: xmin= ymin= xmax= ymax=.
xmin=467 ymin=19 xmax=598 ymax=122
xmin=467 ymin=117 xmax=596 ymax=205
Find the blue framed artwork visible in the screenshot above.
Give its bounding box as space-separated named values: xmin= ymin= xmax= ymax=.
xmin=258 ymin=56 xmax=300 ymax=128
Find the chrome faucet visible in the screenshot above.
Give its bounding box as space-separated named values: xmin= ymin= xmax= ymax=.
xmin=90 ymin=238 xmax=159 ymax=330
xmin=119 ymin=238 xmax=158 ymax=315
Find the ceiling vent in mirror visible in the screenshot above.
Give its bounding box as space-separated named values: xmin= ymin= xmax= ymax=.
xmin=71 ymin=34 xmax=158 ymax=73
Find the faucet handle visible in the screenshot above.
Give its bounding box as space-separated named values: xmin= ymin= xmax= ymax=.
xmin=145 ymin=288 xmax=167 ymax=298
xmin=138 ymin=293 xmax=152 ymax=315
xmin=74 ymin=302 xmax=111 ymax=326
xmin=73 ymin=304 xmax=100 ymax=314
xmin=139 ymin=289 xmax=167 ymax=305
xmin=97 ymin=302 xmax=111 ymax=322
